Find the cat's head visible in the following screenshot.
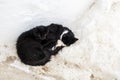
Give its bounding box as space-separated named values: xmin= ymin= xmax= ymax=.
xmin=33 ymin=26 xmax=49 ymax=40
xmin=61 ymin=29 xmax=78 ymax=46
xmin=48 ymin=23 xmax=78 ymax=46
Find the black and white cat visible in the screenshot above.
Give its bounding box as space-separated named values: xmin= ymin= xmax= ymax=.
xmin=16 ymin=23 xmax=78 ymax=66
xmin=47 ymin=24 xmax=78 ymax=46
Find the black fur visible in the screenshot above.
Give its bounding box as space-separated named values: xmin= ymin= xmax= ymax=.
xmin=61 ymin=27 xmax=78 ymax=46
xmin=47 ymin=23 xmax=78 ymax=46
xmin=16 ymin=23 xmax=78 ymax=66
xmin=16 ymin=26 xmax=49 ymax=66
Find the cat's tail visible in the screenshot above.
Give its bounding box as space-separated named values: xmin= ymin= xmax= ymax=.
xmin=24 ymin=50 xmax=51 ymax=66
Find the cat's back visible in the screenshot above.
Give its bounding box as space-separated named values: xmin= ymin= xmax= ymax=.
xmin=16 ymin=29 xmax=33 ymax=45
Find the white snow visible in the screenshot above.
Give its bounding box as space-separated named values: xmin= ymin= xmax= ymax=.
xmin=0 ymin=0 xmax=120 ymax=80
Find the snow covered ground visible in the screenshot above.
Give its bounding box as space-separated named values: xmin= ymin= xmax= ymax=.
xmin=0 ymin=0 xmax=120 ymax=80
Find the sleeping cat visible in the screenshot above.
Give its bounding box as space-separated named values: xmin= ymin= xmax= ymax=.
xmin=16 ymin=26 xmax=63 ymax=66
xmin=16 ymin=24 xmax=78 ymax=66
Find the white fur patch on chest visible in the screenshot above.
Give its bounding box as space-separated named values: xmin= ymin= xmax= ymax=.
xmin=52 ymin=30 xmax=69 ymax=51
xmin=51 ymin=40 xmax=66 ymax=50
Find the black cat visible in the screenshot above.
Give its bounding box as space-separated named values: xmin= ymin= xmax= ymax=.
xmin=16 ymin=24 xmax=78 ymax=66
xmin=16 ymin=26 xmax=63 ymax=66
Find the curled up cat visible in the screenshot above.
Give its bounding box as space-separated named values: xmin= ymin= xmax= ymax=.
xmin=16 ymin=23 xmax=78 ymax=66
xmin=16 ymin=26 xmax=63 ymax=66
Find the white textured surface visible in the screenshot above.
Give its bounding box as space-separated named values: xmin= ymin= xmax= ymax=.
xmin=0 ymin=0 xmax=120 ymax=80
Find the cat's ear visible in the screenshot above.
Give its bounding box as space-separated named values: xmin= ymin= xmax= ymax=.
xmin=74 ymin=38 xmax=78 ymax=41
xmin=71 ymin=37 xmax=78 ymax=44
xmin=64 ymin=37 xmax=78 ymax=46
